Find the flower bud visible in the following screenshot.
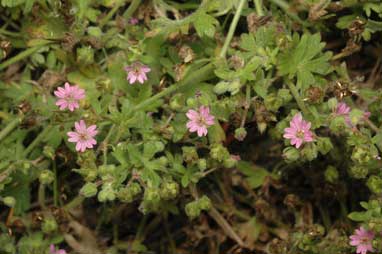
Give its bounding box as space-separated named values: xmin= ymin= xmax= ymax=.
xmin=169 ymin=94 xmax=185 ymax=110
xmin=160 ymin=180 xmax=179 ymax=200
xmin=210 ymin=144 xmax=230 ymax=162
xmin=349 ymin=165 xmax=368 ymax=179
xmin=351 ymin=146 xmax=373 ymax=164
xmin=2 ymin=196 xmax=15 ymax=207
xmin=277 ymin=88 xmax=292 ymax=103
xmin=223 ymin=157 xmax=237 ymax=168
xmin=77 ymin=46 xmax=94 ymax=65
xmin=80 ymin=182 xmax=98 ymax=198
xmin=198 ymin=195 xmax=211 ymax=210
xmin=300 ymin=143 xmax=318 ymax=161
xmin=98 ymin=164 xmax=116 ymax=178
xmin=367 ymin=175 xmax=382 ymax=194
xmin=186 ymin=98 xmax=197 ymax=108
xmin=42 ymin=217 xmax=58 ymax=233
xmin=316 ymin=137 xmax=333 ymax=155
xmin=264 ymin=93 xmax=283 ymax=112
xmin=213 ymin=81 xmax=230 ymax=95
xmin=143 ymin=187 xmax=161 ymax=203
xmin=197 ymin=158 xmax=207 ymax=171
xmin=234 ymin=127 xmax=247 ymax=141
xmin=324 ymin=165 xmax=339 ymax=183
xmin=98 ymin=184 xmax=116 ymax=202
xmin=117 ymin=183 xmax=142 ymax=203
xmin=282 ymin=147 xmax=300 ymax=163
xmin=43 ymin=145 xmax=55 ymax=159
xmin=39 ymin=170 xmax=54 ymax=185
xmin=327 ymin=98 xmax=338 ymax=111
xmin=182 ymin=146 xmax=198 ymax=164
xmin=185 ymin=201 xmax=200 ymax=219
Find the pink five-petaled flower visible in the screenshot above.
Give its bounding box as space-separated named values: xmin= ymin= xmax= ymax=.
xmin=124 ymin=62 xmax=151 ymax=84
xmin=129 ymin=17 xmax=139 ymax=25
xmin=50 ymin=244 xmax=67 ymax=254
xmin=67 ymin=120 xmax=98 ymax=152
xmin=349 ymin=227 xmax=374 ymax=254
xmin=54 ymin=82 xmax=85 ymax=111
xmin=283 ymin=113 xmax=314 ymax=149
xmin=186 ymin=106 xmax=215 ymax=137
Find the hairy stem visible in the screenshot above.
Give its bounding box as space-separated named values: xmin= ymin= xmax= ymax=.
xmin=0 ymin=42 xmax=52 ymax=71
xmin=23 ymin=125 xmax=53 ymax=157
xmin=286 ymin=80 xmax=310 ymax=116
xmin=0 ymin=116 xmax=23 ymax=143
xmin=220 ymin=0 xmax=246 ymax=58
xmin=123 ymin=0 xmax=142 ymax=19
xmin=254 ymin=0 xmax=264 ymax=16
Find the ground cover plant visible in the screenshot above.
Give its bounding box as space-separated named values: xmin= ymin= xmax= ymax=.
xmin=0 ymin=0 xmax=382 ymax=253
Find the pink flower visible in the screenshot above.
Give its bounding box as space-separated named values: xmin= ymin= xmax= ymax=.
xmin=186 ymin=106 xmax=215 ymax=137
xmin=283 ymin=113 xmax=314 ymax=149
xmin=336 ymin=102 xmax=351 ymax=116
xmin=50 ymin=244 xmax=67 ymax=254
xmin=124 ymin=62 xmax=151 ymax=84
xmin=129 ymin=18 xmax=139 ymax=25
xmin=54 ymin=82 xmax=85 ymax=111
xmin=349 ymin=227 xmax=374 ymax=254
xmin=67 ymin=120 xmax=98 ymax=152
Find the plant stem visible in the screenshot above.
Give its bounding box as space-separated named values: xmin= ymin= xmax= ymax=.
xmin=99 ymin=2 xmax=125 ymax=28
xmin=123 ymin=0 xmax=142 ymax=19
xmin=254 ymin=0 xmax=264 ymax=16
xmin=0 ymin=116 xmax=23 ymax=143
xmin=268 ymin=0 xmax=308 ymax=26
xmin=64 ymin=196 xmax=85 ymax=211
xmin=240 ymin=84 xmax=251 ymax=128
xmin=23 ymin=125 xmax=53 ymax=157
xmin=38 ymin=184 xmax=46 ymax=210
xmin=53 ymin=160 xmax=58 ymax=206
xmin=285 ymin=80 xmax=310 ymax=116
xmin=0 ymin=42 xmax=51 ymax=71
xmin=219 ymin=0 xmax=246 ymax=58
xmin=132 ymin=63 xmax=214 ymax=111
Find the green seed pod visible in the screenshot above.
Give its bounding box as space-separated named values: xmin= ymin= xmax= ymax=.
xmin=185 ymin=201 xmax=200 ymax=219
xmin=169 ymin=93 xmax=185 ymax=110
xmin=39 ymin=169 xmax=54 ymax=185
xmin=186 ymin=98 xmax=197 ymax=108
xmin=2 ymin=196 xmax=16 ymax=207
xmin=98 ymin=164 xmax=116 ymax=178
xmin=327 ymin=98 xmax=338 ymax=111
xmin=234 ymin=127 xmax=247 ymax=141
xmin=43 ymin=145 xmax=55 ymax=159
xmin=98 ymin=184 xmax=116 ymax=202
xmin=143 ymin=187 xmax=161 ymax=203
xmin=198 ymin=195 xmax=211 ymax=211
xmin=210 ymin=144 xmax=230 ymax=162
xmin=42 ymin=217 xmax=58 ymax=233
xmin=76 ymin=46 xmax=94 ymax=65
xmin=351 ymin=146 xmax=373 ymax=164
xmin=277 ymin=88 xmax=292 ymax=103
xmin=160 ymin=180 xmax=179 ymax=200
xmin=324 ymin=165 xmax=339 ymax=183
xmin=349 ymin=165 xmax=368 ymax=179
xmin=197 ymin=158 xmax=207 ymax=171
xmin=282 ymin=147 xmax=300 ymax=163
xmin=213 ymin=81 xmax=230 ymax=95
xmin=80 ymin=182 xmax=98 ymax=198
xmin=367 ymin=175 xmax=382 ymax=194
xmin=182 ymin=146 xmax=198 ymax=164
xmin=300 ymin=143 xmax=318 ymax=161
xmin=223 ymin=157 xmax=237 ymax=168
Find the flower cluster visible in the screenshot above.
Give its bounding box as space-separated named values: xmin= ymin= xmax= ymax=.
xmin=54 ymin=82 xmax=97 ymax=152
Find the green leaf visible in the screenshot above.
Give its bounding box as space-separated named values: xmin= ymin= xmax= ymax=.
xmin=193 ymin=12 xmax=218 ymax=38
xmin=348 ymin=211 xmax=371 ymax=222
xmin=237 ymin=161 xmax=269 ymax=189
xmin=278 ymin=33 xmax=332 ymax=89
